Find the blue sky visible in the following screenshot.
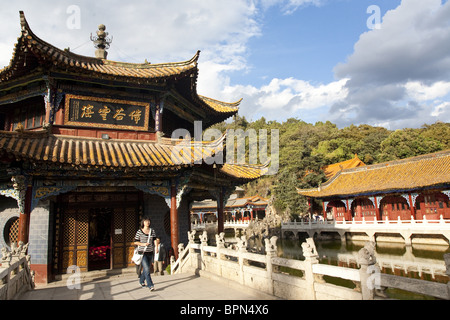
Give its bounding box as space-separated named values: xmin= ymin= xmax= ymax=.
xmin=0 ymin=0 xmax=449 ymax=129
xmin=237 ymin=0 xmax=384 ymax=85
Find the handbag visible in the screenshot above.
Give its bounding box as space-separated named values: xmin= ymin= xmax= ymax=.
xmin=131 ymin=247 xmax=145 ymax=265
xmin=131 ymin=228 xmax=152 ymax=265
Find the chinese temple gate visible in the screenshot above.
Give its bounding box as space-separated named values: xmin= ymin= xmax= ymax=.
xmin=0 ymin=12 xmax=265 ymax=284
xmin=298 ymin=150 xmax=450 ymax=222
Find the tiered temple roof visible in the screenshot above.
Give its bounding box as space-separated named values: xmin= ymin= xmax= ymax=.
xmin=0 ymin=12 xmax=270 ymax=182
xmin=0 ymin=129 xmax=266 ymax=181
xmin=0 ymin=11 xmax=240 ymax=126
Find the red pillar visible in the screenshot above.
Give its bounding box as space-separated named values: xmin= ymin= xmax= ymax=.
xmin=356 ymin=201 xmax=362 ymax=220
xmin=374 ymin=196 xmax=380 ymax=220
xmin=18 ymin=186 xmax=33 ymax=244
xmin=217 ymin=190 xmax=224 ymax=233
xmin=308 ymin=198 xmax=313 ymax=219
xmin=44 ymin=90 xmax=52 ymax=126
xmin=408 ymin=192 xmax=416 ymax=219
xmin=346 ymin=199 xmax=351 ymax=221
xmin=170 ymin=183 xmax=179 ymax=259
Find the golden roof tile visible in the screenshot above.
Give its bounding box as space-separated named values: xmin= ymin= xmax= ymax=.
xmin=298 ymin=150 xmax=450 ymax=198
xmin=0 ymin=130 xmax=264 ymax=181
xmin=0 ymin=12 xmax=240 ymax=125
xmin=198 ymin=95 xmax=241 ymax=114
xmin=323 ymin=154 xmax=366 ymax=179
xmin=219 ymin=163 xmax=268 ymax=180
xmin=0 ymin=11 xmax=196 ymax=81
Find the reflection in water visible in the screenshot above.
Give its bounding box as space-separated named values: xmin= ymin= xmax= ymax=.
xmin=277 ymin=236 xmax=450 ymax=284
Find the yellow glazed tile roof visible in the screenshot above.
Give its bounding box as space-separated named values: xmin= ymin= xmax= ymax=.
xmin=323 ymin=154 xmax=366 ymax=179
xmin=0 ymin=131 xmax=216 ymax=168
xmin=198 ymin=96 xmax=241 ymax=114
xmin=220 ymin=163 xmax=268 ymax=180
xmin=0 ymin=12 xmax=198 ymax=83
xmin=0 ymin=12 xmax=240 ymax=122
xmin=298 ymin=150 xmax=450 ymax=198
xmin=0 ymin=130 xmax=265 ymax=180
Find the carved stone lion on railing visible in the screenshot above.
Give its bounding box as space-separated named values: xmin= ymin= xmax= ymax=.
xmin=187 ymin=230 xmax=196 ymax=244
xmin=301 ymin=238 xmax=318 ymax=258
xmin=199 ymin=231 xmax=208 ymax=245
xmin=1 ymin=247 xmax=12 ymax=263
xmin=357 ymin=241 xmax=377 ymax=266
xmin=236 ymin=236 xmax=247 ymax=251
xmin=264 ymin=236 xmax=278 ymax=253
xmin=215 ymin=232 xmax=226 ymax=247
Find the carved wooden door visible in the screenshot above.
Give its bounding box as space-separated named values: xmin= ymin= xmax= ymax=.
xmin=112 ymin=207 xmax=138 ymax=268
xmin=61 ymin=207 xmax=89 ymax=273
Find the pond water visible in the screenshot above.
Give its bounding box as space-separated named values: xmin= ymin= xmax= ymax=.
xmin=277 ymin=235 xmax=450 ymax=299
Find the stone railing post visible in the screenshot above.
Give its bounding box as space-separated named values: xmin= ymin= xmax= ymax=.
xmin=199 ymin=231 xmax=208 ymax=270
xmin=444 ymin=253 xmax=450 ymax=299
xmin=216 ymin=232 xmax=225 ymax=256
xmin=264 ymin=236 xmax=278 ymax=295
xmin=187 ymin=230 xmax=197 ymax=269
xmin=200 ymin=230 xmax=208 ymax=247
xmin=170 ymin=256 xmax=176 ymax=274
xmin=301 ymin=238 xmax=319 ymax=300
xmin=236 ymin=236 xmax=247 ymax=286
xmin=357 ymin=242 xmax=379 ymax=300
xmin=1 ymin=247 xmax=12 ymax=269
xmin=178 ymin=243 xmax=185 ymax=273
xmin=215 ymin=232 xmax=226 ymax=277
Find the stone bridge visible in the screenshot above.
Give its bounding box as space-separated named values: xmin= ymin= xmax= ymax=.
xmin=281 ymin=217 xmax=450 ymax=246
xmin=171 ymin=230 xmax=450 ymax=300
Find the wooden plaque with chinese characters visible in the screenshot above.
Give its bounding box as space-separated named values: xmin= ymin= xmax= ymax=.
xmin=64 ymin=94 xmax=151 ymax=131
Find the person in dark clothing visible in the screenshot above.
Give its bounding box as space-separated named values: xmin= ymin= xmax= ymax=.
xmin=153 ymin=237 xmax=167 ymax=275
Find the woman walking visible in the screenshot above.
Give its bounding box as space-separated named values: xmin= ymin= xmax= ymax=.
xmin=134 ymin=217 xmax=157 ymax=291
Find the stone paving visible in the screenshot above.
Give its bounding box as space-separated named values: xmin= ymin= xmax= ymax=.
xmin=18 ymin=270 xmax=276 ymax=301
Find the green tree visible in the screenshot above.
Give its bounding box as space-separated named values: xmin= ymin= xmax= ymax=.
xmin=379 ymin=128 xmax=443 ymax=161
xmin=420 ymin=122 xmax=450 ymax=149
xmin=209 ymin=116 xmax=448 ymax=219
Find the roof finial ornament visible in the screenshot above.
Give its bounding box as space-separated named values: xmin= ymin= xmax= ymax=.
xmin=90 ymin=24 xmax=113 ymax=59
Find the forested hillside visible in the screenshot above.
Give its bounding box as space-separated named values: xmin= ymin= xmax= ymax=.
xmin=211 ymin=118 xmax=450 ymax=218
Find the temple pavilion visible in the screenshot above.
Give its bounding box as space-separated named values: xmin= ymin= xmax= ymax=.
xmin=191 ymin=194 xmax=269 ymax=224
xmin=0 ymin=12 xmax=265 ymax=283
xmin=297 ymin=150 xmax=450 ymax=222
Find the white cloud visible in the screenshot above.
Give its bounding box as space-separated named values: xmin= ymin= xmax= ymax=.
xmin=209 ymin=77 xmax=348 ymax=121
xmin=331 ymin=0 xmax=450 ymax=128
xmin=259 ymin=0 xmax=323 ymax=14
xmin=2 ymin=0 xmax=448 ymax=129
xmin=1 ymin=0 xmax=333 ymax=124
xmin=0 ymin=1 xmax=261 ymax=65
xmin=431 ymin=102 xmax=450 ymax=117
xmin=404 ymin=81 xmax=450 ymax=102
